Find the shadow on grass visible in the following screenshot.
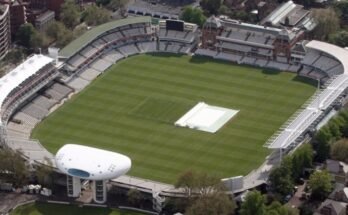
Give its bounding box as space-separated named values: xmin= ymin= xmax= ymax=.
xmin=261 ymin=68 xmax=281 ymax=75
xmin=292 ymin=75 xmax=317 ymax=87
xmin=145 ymin=52 xmax=183 ymax=58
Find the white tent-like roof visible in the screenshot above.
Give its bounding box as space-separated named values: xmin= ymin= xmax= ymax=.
xmin=265 ymin=40 xmax=348 ymax=149
xmin=0 ymin=54 xmax=53 ymax=119
xmin=306 ymin=40 xmax=348 ymax=74
xmin=55 ymin=144 xmax=131 ymax=180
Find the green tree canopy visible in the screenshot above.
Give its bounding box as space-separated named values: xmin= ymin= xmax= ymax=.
xmin=240 ymin=190 xmax=266 ymax=215
xmin=308 ymin=170 xmax=332 ymax=200
xmin=180 ymin=6 xmax=206 ymax=27
xmin=82 ymin=5 xmax=111 ymax=26
xmin=60 ymin=0 xmax=80 ymax=29
xmin=200 ymin=0 xmax=222 ymax=15
xmin=16 ymin=23 xmax=36 ymax=48
xmin=175 ymin=170 xmax=235 ymax=214
xmin=329 ymin=31 xmax=348 ymax=48
xmin=291 ymin=144 xmax=313 ymax=180
xmin=186 ymin=192 xmax=235 ymax=215
xmin=314 ymin=126 xmax=333 ymax=162
xmin=46 ymin=21 xmax=74 ymax=48
xmin=107 ymin=0 xmax=128 ymax=13
xmin=96 ymin=0 xmax=110 ymax=6
xmin=312 ymin=8 xmax=340 ymax=41
xmin=269 ymin=157 xmax=294 ymax=197
xmin=266 ymin=201 xmax=299 ymax=215
xmin=331 ymin=139 xmax=348 ymax=163
xmin=0 ymin=149 xmax=29 ymax=186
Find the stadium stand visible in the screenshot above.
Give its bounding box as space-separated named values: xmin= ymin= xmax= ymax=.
xmin=0 ymin=55 xmax=57 ymax=125
xmin=1 ymin=16 xmax=348 ymax=196
xmin=265 ymin=40 xmax=348 ymax=149
xmin=200 ymin=16 xmax=305 ymax=71
xmin=157 ymin=20 xmax=198 ymax=54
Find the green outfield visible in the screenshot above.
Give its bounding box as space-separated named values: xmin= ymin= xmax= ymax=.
xmin=11 ymin=202 xmax=142 ymax=215
xmin=32 ymin=54 xmax=316 ymax=183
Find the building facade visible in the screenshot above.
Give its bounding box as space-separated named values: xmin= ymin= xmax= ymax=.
xmin=0 ymin=4 xmax=11 ymax=60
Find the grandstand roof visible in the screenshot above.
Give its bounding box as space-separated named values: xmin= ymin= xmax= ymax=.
xmin=55 ymin=144 xmax=131 ymax=180
xmin=0 ymin=54 xmax=53 ymax=121
xmin=59 ymin=16 xmax=151 ymax=58
xmin=306 ymin=40 xmax=348 ymax=74
xmin=265 ymin=40 xmax=348 ymax=149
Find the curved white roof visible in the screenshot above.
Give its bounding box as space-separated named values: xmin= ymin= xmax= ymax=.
xmin=266 ymin=40 xmax=348 ymax=149
xmin=0 ymin=54 xmax=53 ymax=120
xmin=55 ymin=144 xmax=131 ymax=180
xmin=306 ymin=40 xmax=348 ymax=74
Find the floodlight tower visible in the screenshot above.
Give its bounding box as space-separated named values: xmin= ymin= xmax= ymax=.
xmin=55 ymin=144 xmax=131 ymax=204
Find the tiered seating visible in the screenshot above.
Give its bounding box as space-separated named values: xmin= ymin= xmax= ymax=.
xmin=90 ymin=58 xmax=113 ymax=72
xmin=66 ymin=77 xmax=90 ymax=91
xmin=42 ymin=83 xmax=73 ymax=102
xmin=302 ymin=50 xmax=320 ymax=66
xmin=117 ymin=44 xmax=139 ymax=56
xmin=215 ymin=52 xmax=242 ymax=62
xmin=80 ymin=45 xmax=99 ymax=58
xmin=301 ymin=49 xmax=343 ymax=78
xmin=22 ymin=103 xmax=49 ymax=120
xmin=67 ymin=54 xmax=87 ymax=68
xmin=312 ymin=55 xmax=340 ymax=72
xmin=79 ymin=68 xmax=101 ymax=81
xmin=31 ymin=95 xmax=56 ymax=110
xmin=158 ymin=28 xmax=196 ymax=43
xmin=51 ymin=83 xmax=73 ymax=97
xmin=12 ymin=112 xmax=39 ymax=127
xmin=195 ymin=49 xmax=217 ymax=57
xmin=266 ymin=61 xmax=290 ymax=71
xmin=139 ymin=41 xmax=157 ymax=53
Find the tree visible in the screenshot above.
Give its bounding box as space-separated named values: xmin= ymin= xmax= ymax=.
xmin=16 ymin=23 xmax=38 ymax=48
xmin=60 ymin=0 xmax=80 ymax=29
xmin=269 ymin=157 xmax=294 ymax=197
xmin=240 ymin=190 xmax=266 ymax=215
xmin=175 ymin=170 xmax=197 ymax=197
xmin=200 ymin=0 xmax=222 ymax=15
xmin=82 ymin=5 xmax=111 ymax=26
xmin=175 ymin=170 xmax=235 ymax=214
xmin=186 ymin=192 xmax=235 ymax=215
xmin=96 ymin=0 xmax=110 ymax=6
xmin=107 ymin=0 xmax=128 ymax=13
xmin=312 ymin=8 xmax=340 ymax=41
xmin=329 ymin=31 xmax=348 ymax=48
xmin=334 ymin=1 xmax=348 ymax=23
xmin=180 ymin=6 xmax=206 ymax=27
xmin=291 ymin=144 xmax=313 ymax=180
xmin=29 ymin=31 xmax=44 ymax=49
xmin=46 ymin=21 xmax=73 ymax=48
xmin=331 ymin=139 xmax=348 ymax=163
xmin=313 ymin=126 xmax=332 ymax=162
xmin=266 ymin=201 xmax=299 ymax=215
xmin=127 ymin=188 xmax=143 ymax=206
xmin=308 ymin=170 xmax=332 ymax=200
xmin=0 ymin=149 xmax=29 ymax=186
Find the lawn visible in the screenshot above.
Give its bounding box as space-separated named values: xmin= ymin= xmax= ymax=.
xmin=32 ymin=54 xmax=316 ymax=183
xmin=11 ymin=202 xmax=142 ymax=215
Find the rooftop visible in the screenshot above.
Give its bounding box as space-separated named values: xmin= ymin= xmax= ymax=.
xmin=59 ymin=16 xmax=151 ymax=58
xmin=55 ymin=144 xmax=131 ymax=180
xmin=0 ymin=54 xmax=53 ymax=118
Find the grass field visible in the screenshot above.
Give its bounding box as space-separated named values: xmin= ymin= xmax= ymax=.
xmin=11 ymin=202 xmax=142 ymax=215
xmin=32 ymin=54 xmax=316 ymax=183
